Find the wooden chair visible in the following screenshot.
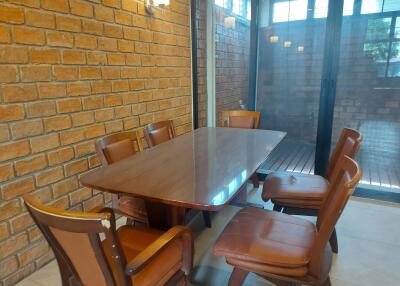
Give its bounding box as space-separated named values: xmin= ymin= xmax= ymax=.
xmin=221 ymin=110 xmax=262 ymax=189
xmin=143 ymin=120 xmax=212 ymax=229
xmin=95 ymin=131 xmax=147 ymax=225
xmin=144 ymin=120 xmax=177 ymax=147
xmin=214 ymin=155 xmax=362 ymax=286
xmin=24 ymin=195 xmax=193 ymax=286
xmin=262 ymin=128 xmax=362 ymax=253
xmin=221 ymin=110 xmax=261 ymax=129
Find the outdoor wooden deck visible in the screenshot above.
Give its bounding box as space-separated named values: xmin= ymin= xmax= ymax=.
xmin=257 ymin=138 xmax=400 ymax=192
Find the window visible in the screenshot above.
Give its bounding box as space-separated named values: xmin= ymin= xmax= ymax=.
xmin=247 ymin=0 xmax=251 ymax=20
xmin=364 ymin=17 xmax=400 ymax=77
xmin=361 ymin=0 xmax=400 ymax=14
xmin=215 ymin=0 xmax=251 ymax=21
xmin=215 ymin=0 xmax=229 ymax=8
xmin=232 ymin=0 xmax=243 ymax=15
xmin=272 ymin=0 xmax=308 ymax=23
xmin=314 ymin=0 xmax=355 ymax=18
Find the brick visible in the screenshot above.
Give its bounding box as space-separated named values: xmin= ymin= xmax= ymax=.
xmin=123 ymin=27 xmax=140 ymax=40
xmin=0 ymin=104 xmax=25 ymax=122
xmin=104 ymin=94 xmax=122 ymax=106
xmin=121 ymin=67 xmax=137 ymax=78
xmin=107 ymin=53 xmax=125 ymax=65
xmin=26 ymin=101 xmax=56 ymax=118
xmin=67 ymin=82 xmax=91 ymax=96
xmin=62 ymin=50 xmax=86 ymax=65
xmin=0 ymin=140 xmax=30 ymax=161
xmin=25 ymin=9 xmax=55 ymax=29
xmin=0 ymin=124 xmax=9 ymax=142
xmin=57 ymin=98 xmax=82 ymax=113
xmin=13 ymin=26 xmax=45 ymax=46
xmin=82 ymin=19 xmax=103 ymax=35
xmin=41 ymin=0 xmax=69 ymax=13
xmin=2 ymin=85 xmax=37 ymax=103
xmin=15 ymin=155 xmax=47 ymax=176
xmin=31 ymin=48 xmax=60 ymax=64
xmin=69 ymin=187 xmax=92 ymax=205
xmin=87 ymin=51 xmax=107 ymax=65
xmin=71 ymin=111 xmax=94 ymax=127
xmin=0 ymin=256 xmax=18 ymax=279
xmin=0 ymin=200 xmax=22 ymax=221
xmin=38 ymin=83 xmax=66 ymax=99
xmin=112 ymin=80 xmax=130 ymax=92
xmin=74 ymin=140 xmax=95 ymax=157
xmin=35 ymin=166 xmax=64 ymax=186
xmin=105 ymin=120 xmax=123 ymax=133
xmin=27 ymin=225 xmax=42 ymax=242
xmin=64 ymin=159 xmax=88 ymax=177
xmin=103 ymin=24 xmax=123 ymax=38
xmin=0 ymin=46 xmax=29 ymax=63
xmin=129 ymin=79 xmax=145 ymax=90
xmin=59 ymin=128 xmax=85 ymax=145
xmin=75 ymin=34 xmax=97 ymax=50
xmin=80 ymin=67 xmax=101 ymax=80
xmin=91 ymin=81 xmax=111 ymax=95
xmin=117 ymin=40 xmax=135 ymax=52
xmin=0 ymin=26 xmax=11 ymax=43
xmin=56 ymin=15 xmax=82 ymax=32
xmin=53 ymin=177 xmax=79 ymax=198
xmin=126 ymin=54 xmax=141 ymax=66
xmin=1 ymin=177 xmax=34 ymax=200
xmin=0 ymin=163 xmax=14 ymax=183
xmin=20 ymin=66 xmax=52 ymax=82
xmin=122 ymin=0 xmax=137 ymax=12
xmin=85 ymin=124 xmax=105 ymax=139
xmin=47 ymin=31 xmax=74 ymax=48
xmin=115 ymin=10 xmax=132 ymax=26
xmin=94 ymin=5 xmax=114 ymax=22
xmin=54 ymin=66 xmax=79 ymax=81
xmin=17 ymin=240 xmax=47 ymax=266
xmin=70 ymin=0 xmax=93 ymax=18
xmin=114 ymin=105 xmax=131 ymax=118
xmin=98 ymin=37 xmax=118 ymax=51
xmin=44 ymin=115 xmax=72 ymax=132
xmin=95 ymin=108 xmax=114 ymax=122
xmin=102 ymin=67 xmax=120 ymax=79
xmin=0 ymin=66 xmax=18 ymax=83
xmin=7 ymin=0 xmax=40 ymax=8
xmin=11 ymin=120 xmax=43 ymax=139
xmin=0 ymin=222 xmax=9 ymax=241
xmin=47 ymin=147 xmax=74 ymax=165
xmin=103 ymin=0 xmax=121 ymax=8
xmin=0 ymin=4 xmax=24 ymax=24
xmin=30 ymin=133 xmax=60 ymax=153
xmin=82 ymin=194 xmax=104 ymax=211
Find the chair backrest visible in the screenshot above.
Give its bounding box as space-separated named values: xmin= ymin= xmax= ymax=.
xmin=95 ymin=131 xmax=143 ymax=167
xmin=326 ymin=128 xmax=362 ymax=179
xmin=144 ymin=120 xmax=176 ymax=147
xmin=309 ymin=156 xmax=361 ymax=277
xmin=24 ymin=195 xmax=132 ymax=286
xmin=221 ymin=110 xmax=261 ymax=129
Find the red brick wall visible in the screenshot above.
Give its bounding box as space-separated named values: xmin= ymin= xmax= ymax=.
xmin=0 ymin=1 xmax=192 ymax=285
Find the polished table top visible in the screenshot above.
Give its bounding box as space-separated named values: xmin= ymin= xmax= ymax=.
xmin=81 ymin=127 xmax=286 ymax=211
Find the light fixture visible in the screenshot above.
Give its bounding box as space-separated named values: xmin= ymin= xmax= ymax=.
xmin=224 ymin=17 xmax=236 ymax=29
xmin=269 ymin=35 xmax=279 ymax=43
xmin=145 ymin=0 xmax=170 ymax=15
xmin=283 ymin=40 xmax=292 ymax=48
xmin=297 ymin=45 xmax=305 ymax=53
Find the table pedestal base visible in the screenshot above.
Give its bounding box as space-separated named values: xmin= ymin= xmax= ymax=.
xmin=144 ymin=201 xmax=187 ymax=230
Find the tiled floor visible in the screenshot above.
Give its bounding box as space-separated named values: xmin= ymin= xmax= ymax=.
xmin=16 ymin=185 xmax=400 ymax=286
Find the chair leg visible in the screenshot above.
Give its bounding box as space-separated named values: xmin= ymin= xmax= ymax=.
xmin=228 ymin=268 xmax=249 ymax=286
xmin=273 ymin=204 xmax=283 ymax=212
xmin=329 ymin=228 xmax=338 ymax=254
xmin=202 ymin=211 xmax=211 ymax=228
xmin=251 ymin=173 xmax=260 ymax=188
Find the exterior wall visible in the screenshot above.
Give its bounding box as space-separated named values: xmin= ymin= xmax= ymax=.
xmin=0 ymin=0 xmax=192 ymax=285
xmin=196 ymin=0 xmax=207 ymax=127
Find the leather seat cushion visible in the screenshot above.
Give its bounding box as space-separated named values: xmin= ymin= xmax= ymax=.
xmin=149 ymin=127 xmax=171 ymax=146
xmin=262 ymin=172 xmax=329 ymax=205
xmin=228 ymin=116 xmax=255 ymax=129
xmin=103 ymin=226 xmax=183 ymax=286
xmin=104 ymin=139 xmax=135 ymax=164
xmin=214 ymin=208 xmax=316 ymax=271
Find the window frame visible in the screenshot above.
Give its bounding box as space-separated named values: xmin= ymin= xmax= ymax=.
xmin=215 ymin=0 xmax=251 ymax=23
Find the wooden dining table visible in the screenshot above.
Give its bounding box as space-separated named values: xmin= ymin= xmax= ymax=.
xmin=80 ymin=127 xmax=286 ymax=229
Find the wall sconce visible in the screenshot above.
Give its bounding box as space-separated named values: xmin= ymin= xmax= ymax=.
xmin=224 ymin=17 xmax=236 ymax=29
xmin=145 ymin=0 xmax=170 ymax=15
xmin=269 ymin=35 xmax=279 ymax=43
xmin=283 ymin=40 xmax=292 ymax=48
xmin=297 ymin=45 xmax=305 ymax=53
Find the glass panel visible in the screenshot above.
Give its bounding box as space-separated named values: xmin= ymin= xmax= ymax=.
xmin=334 ymin=6 xmax=400 ymax=192
xmin=272 ymin=0 xmax=307 ymax=23
xmin=361 ymin=0 xmax=383 ymax=14
xmin=232 ymin=0 xmax=242 ymax=15
xmin=383 ymin=0 xmax=400 ymax=13
xmin=395 ymin=18 xmax=400 ymax=39
xmin=365 ymin=18 xmax=391 ymax=41
xmin=215 ymin=0 xmax=228 ymax=8
xmin=314 ymin=0 xmax=354 ymax=18
xmin=247 ymin=0 xmax=251 ymax=20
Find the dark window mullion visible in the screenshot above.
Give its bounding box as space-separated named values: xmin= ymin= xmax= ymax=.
xmin=386 ymin=16 xmax=397 ymax=77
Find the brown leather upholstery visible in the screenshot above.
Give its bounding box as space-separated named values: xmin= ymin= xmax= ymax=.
xmin=262 ymin=128 xmax=362 ymax=209
xmin=221 ymin=110 xmax=261 ymax=129
xmin=144 ymin=120 xmax=176 ymax=147
xmin=24 ymin=195 xmax=193 ymax=286
xmin=95 ymin=131 xmax=147 ymax=224
xmin=214 ymin=156 xmax=362 ymax=286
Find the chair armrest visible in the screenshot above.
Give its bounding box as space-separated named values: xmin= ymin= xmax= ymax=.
xmin=125 ymin=225 xmax=193 ymax=276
